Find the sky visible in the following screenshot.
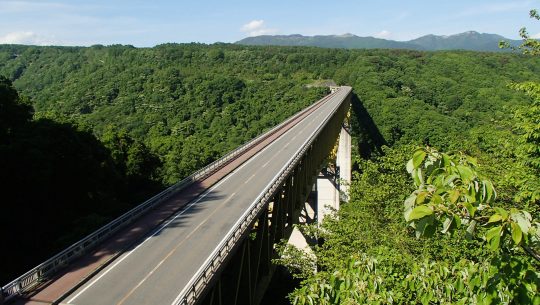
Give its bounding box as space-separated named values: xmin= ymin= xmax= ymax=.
xmin=0 ymin=0 xmax=539 ymax=47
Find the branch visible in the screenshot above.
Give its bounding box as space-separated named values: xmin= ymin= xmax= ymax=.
xmin=522 ymin=244 xmax=540 ymax=263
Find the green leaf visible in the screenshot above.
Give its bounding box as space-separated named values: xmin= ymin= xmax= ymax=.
xmin=416 ymin=191 xmax=429 ymax=204
xmin=486 ymin=226 xmax=502 ymax=250
xmin=406 ymin=159 xmax=414 ymax=174
xmin=456 ymin=165 xmax=475 ymax=181
xmin=443 ymin=174 xmax=459 ymax=186
xmin=431 ymin=194 xmax=443 ymax=205
xmin=483 ymin=180 xmax=496 ymax=202
xmin=415 ymin=215 xmax=436 ymax=238
xmin=412 ymin=149 xmax=427 ymax=168
xmin=404 ymin=193 xmax=416 ymax=209
xmin=412 ymin=168 xmax=424 ymax=186
xmin=511 ymin=222 xmax=523 ymax=245
xmin=466 ymin=219 xmax=477 ymax=239
xmin=466 ymin=155 xmax=478 ymax=166
xmin=487 ymin=214 xmax=502 ymax=224
xmin=463 ymin=202 xmax=477 ymax=218
xmin=441 ymin=153 xmax=452 ymax=167
xmin=441 ymin=217 xmax=454 ymax=234
xmin=512 ymin=211 xmax=531 ymax=234
xmin=448 ymin=189 xmax=460 ymax=204
xmin=407 ymin=205 xmax=433 ymax=221
xmin=453 ymin=214 xmax=462 ymax=228
xmin=494 ymin=207 xmax=509 ymax=221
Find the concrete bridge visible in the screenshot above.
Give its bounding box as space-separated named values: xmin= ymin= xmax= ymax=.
xmin=2 ymin=86 xmax=352 ymax=305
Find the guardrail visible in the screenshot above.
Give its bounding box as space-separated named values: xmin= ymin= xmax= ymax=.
xmin=173 ymin=87 xmax=351 ymax=305
xmin=1 ymin=89 xmax=339 ymax=303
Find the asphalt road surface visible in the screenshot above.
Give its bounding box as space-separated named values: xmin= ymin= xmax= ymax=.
xmin=63 ymin=86 xmax=351 ymax=305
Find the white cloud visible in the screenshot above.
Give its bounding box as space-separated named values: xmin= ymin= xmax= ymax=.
xmin=241 ymin=20 xmax=264 ymax=32
xmin=532 ymin=32 xmax=540 ymax=39
xmin=240 ymin=20 xmax=277 ymax=36
xmin=374 ymin=30 xmax=391 ymax=39
xmin=0 ymin=31 xmax=56 ymax=45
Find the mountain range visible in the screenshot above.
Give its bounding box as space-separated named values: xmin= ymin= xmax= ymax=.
xmin=236 ymin=31 xmax=521 ymax=52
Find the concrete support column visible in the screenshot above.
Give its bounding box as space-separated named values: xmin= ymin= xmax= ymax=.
xmin=316 ymin=124 xmax=351 ymax=224
xmin=336 ymin=125 xmax=351 ymax=202
xmin=316 ymin=171 xmax=339 ymax=225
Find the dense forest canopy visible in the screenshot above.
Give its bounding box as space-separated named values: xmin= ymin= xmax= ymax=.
xmin=1 ymin=41 xmax=540 ymax=303
xmin=2 ymin=44 xmax=539 ymax=163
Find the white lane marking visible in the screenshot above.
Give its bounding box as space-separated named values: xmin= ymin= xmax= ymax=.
xmin=244 ymin=174 xmax=256 ymax=184
xmin=258 ymin=97 xmax=333 ymax=170
xmin=171 ymin=91 xmax=345 ymax=305
xmin=262 ymin=120 xmax=315 ymax=167
xmin=66 ymin=95 xmax=326 ymax=303
xmin=224 ymin=193 xmax=236 ymax=203
xmin=115 ymin=192 xmax=237 ymax=305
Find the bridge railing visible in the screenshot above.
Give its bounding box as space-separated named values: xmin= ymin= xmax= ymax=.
xmin=1 ymin=90 xmax=338 ymax=303
xmin=174 ymin=87 xmax=351 ymax=305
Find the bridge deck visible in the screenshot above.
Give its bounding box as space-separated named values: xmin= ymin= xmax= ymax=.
xmin=11 ymin=87 xmax=351 ymax=305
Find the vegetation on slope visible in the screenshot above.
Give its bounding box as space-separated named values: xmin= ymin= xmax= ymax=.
xmin=1 ymin=15 xmax=540 ymax=301
xmin=283 ymin=10 xmax=540 ymax=305
xmin=0 ymin=76 xmax=162 ymax=284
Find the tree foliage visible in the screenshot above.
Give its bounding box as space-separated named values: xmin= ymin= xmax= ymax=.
xmin=1 ymin=18 xmax=540 ymax=298
xmin=0 ymin=79 xmax=161 ymax=284
xmin=288 ymin=10 xmax=540 ymax=304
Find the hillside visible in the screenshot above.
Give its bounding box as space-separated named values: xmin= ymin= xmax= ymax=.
xmin=235 ymin=34 xmax=424 ymax=50
xmin=1 ymin=44 xmax=540 ymax=301
xmin=409 ymin=31 xmax=520 ymax=51
xmin=236 ymin=31 xmax=522 ymax=52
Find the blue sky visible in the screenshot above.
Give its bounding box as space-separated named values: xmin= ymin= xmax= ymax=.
xmin=0 ymin=0 xmax=539 ymax=46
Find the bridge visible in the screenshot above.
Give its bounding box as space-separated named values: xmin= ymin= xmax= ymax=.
xmin=2 ymin=86 xmax=352 ymax=305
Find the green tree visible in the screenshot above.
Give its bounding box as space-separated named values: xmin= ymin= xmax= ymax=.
xmin=101 ymin=125 xmax=162 ymax=196
xmin=500 ymin=9 xmax=540 ymax=205
xmin=0 ymin=76 xmax=33 ymax=139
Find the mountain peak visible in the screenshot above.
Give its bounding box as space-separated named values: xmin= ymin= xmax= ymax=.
xmin=236 ymin=31 xmax=520 ymax=52
xmin=410 ymin=31 xmax=513 ymax=51
xmin=334 ymin=33 xmax=356 ymax=38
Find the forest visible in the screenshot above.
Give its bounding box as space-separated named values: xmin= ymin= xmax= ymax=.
xmin=0 ymin=13 xmax=539 ymax=303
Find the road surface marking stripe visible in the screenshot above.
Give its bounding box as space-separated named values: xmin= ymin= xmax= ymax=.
xmin=244 ymin=174 xmax=256 ymax=184
xmin=115 ymin=192 xmax=237 ymax=305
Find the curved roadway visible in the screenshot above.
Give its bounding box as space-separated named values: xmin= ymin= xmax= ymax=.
xmin=63 ymin=86 xmax=352 ymax=305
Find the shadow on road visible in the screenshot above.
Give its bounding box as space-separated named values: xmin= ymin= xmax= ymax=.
xmin=16 ymin=180 xmax=225 ymax=304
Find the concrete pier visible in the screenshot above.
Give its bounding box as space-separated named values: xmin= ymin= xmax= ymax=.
xmin=288 ymin=124 xmax=351 ymax=249
xmin=336 ymin=125 xmax=351 ymax=202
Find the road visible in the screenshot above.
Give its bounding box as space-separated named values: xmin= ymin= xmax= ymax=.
xmin=63 ymin=86 xmax=352 ymax=305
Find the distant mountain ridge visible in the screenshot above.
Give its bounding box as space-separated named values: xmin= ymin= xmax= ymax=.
xmin=236 ymin=31 xmax=521 ymax=52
